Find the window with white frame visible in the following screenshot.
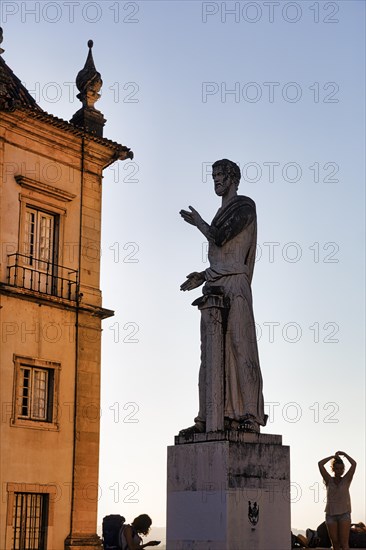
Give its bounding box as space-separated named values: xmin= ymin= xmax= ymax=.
xmin=18 ymin=365 xmax=54 ymax=421
xmin=12 ymin=356 xmax=60 ymax=429
xmin=6 ymin=178 xmax=80 ymax=299
xmin=23 ymin=206 xmax=58 ymax=271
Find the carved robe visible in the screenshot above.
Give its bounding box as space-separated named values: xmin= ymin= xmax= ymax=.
xmin=196 ymin=195 xmax=267 ymax=427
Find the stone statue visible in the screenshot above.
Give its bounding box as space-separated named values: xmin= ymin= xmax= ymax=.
xmin=179 ymin=159 xmax=267 ymax=434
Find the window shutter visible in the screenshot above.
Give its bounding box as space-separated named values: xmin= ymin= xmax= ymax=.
xmin=24 ymin=209 xmax=36 ymax=264
xmin=32 ymin=369 xmax=48 ymax=420
xmin=38 ymin=212 xmax=54 ymax=269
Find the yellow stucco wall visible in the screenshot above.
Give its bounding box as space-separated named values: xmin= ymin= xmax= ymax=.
xmin=0 ymin=109 xmax=119 ymax=550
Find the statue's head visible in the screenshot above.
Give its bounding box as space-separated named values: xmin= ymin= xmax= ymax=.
xmin=212 ymin=159 xmax=241 ymax=192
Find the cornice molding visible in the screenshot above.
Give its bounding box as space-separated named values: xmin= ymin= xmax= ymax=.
xmin=15 ymin=175 xmax=76 ymax=202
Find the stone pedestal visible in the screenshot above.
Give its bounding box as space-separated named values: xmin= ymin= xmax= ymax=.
xmin=166 ymin=432 xmax=291 ymax=550
xmin=64 ymin=534 xmax=102 ymax=550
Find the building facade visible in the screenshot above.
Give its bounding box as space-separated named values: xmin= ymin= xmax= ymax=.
xmin=0 ymin=34 xmax=132 ymax=550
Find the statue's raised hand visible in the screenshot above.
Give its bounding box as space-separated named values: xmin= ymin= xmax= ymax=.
xmin=180 ymin=206 xmax=211 ymax=239
xmin=180 ymin=271 xmax=205 ymax=291
xmin=180 ymin=206 xmax=203 ymax=227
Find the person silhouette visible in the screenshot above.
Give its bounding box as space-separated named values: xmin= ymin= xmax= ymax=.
xmin=120 ymin=514 xmax=160 ymax=550
xmin=318 ymin=451 xmax=357 ymax=550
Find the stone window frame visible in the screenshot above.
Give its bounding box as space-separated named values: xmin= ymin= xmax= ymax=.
xmin=17 ymin=193 xmax=67 ymax=271
xmin=11 ymin=355 xmax=61 ymax=431
xmin=6 ymin=483 xmax=56 ymax=550
xmin=15 ymin=174 xmax=76 ymax=270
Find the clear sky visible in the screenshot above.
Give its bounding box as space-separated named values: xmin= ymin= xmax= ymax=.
xmin=2 ymin=0 xmax=365 ymax=534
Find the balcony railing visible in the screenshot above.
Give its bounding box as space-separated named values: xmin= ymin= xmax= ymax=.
xmin=6 ymin=253 xmax=79 ymax=301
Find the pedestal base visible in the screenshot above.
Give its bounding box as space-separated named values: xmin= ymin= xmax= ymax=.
xmin=64 ymin=533 xmax=102 ymax=550
xmin=167 ymin=432 xmax=291 ymax=550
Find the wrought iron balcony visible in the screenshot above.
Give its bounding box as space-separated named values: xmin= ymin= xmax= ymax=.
xmin=6 ymin=253 xmax=79 ymax=301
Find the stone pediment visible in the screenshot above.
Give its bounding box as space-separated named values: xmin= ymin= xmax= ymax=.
xmin=15 ymin=175 xmax=76 ymax=202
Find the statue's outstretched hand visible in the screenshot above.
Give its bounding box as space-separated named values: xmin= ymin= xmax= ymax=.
xmin=180 ymin=271 xmax=205 ymax=291
xmin=180 ymin=206 xmax=203 ymax=227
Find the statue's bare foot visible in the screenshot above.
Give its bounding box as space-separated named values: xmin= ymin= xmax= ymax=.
xmin=224 ymin=417 xmax=239 ymax=431
xmin=238 ymin=418 xmax=259 ymax=433
xmin=179 ymin=422 xmax=205 ymax=435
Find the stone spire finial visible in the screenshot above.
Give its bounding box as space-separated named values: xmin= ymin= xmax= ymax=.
xmin=71 ymin=39 xmax=106 ymax=136
xmin=75 ymin=39 xmax=102 ymax=109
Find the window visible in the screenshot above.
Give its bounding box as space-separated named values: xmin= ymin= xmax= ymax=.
xmin=6 ymin=484 xmax=56 ymax=550
xmin=24 ymin=206 xmax=58 ymax=271
xmin=12 ymin=356 xmax=60 ymax=430
xmin=18 ymin=366 xmax=54 ymax=422
xmin=5 ymin=183 xmax=79 ymax=300
xmin=13 ymin=493 xmax=48 ymax=550
xmin=19 ymin=204 xmax=60 ymax=295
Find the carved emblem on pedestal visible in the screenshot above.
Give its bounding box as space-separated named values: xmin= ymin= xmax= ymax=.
xmin=248 ymin=501 xmax=259 ymax=527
